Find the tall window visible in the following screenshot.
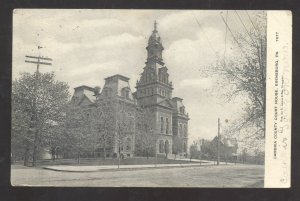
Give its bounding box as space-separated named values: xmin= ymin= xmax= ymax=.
xmin=179 ymin=124 xmax=183 ymax=136
xmin=180 ymin=106 xmax=185 ymax=114
xmin=166 ymin=118 xmax=169 ymax=134
xmin=165 ymin=140 xmax=169 ymax=154
xmin=161 ymin=117 xmax=164 ymax=133
xmin=159 ymin=140 xmax=164 ymax=153
xmin=125 ymin=90 xmax=129 ymax=99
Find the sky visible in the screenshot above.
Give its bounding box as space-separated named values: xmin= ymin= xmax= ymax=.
xmin=13 ymin=9 xmax=263 ymax=144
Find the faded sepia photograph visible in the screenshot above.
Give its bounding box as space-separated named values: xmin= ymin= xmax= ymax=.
xmin=11 ymin=9 xmax=268 ymax=187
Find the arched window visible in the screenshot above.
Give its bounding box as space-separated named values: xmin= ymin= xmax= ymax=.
xmin=159 ymin=140 xmax=164 ymax=153
xmin=165 ymin=140 xmax=169 ymax=154
xmin=183 ymin=142 xmax=187 ymax=152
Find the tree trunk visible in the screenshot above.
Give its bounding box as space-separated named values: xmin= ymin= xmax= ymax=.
xmin=199 ymin=155 xmax=202 ymax=166
xmin=51 ymin=147 xmax=56 ymax=161
xmin=52 ymin=152 xmax=55 ymax=161
xmin=77 ymin=150 xmax=80 ymax=164
xmin=155 ymin=152 xmax=157 ymax=167
xmin=103 ymin=141 xmax=106 ymax=160
xmin=23 ymin=141 xmax=30 ymax=166
xmin=32 ymin=130 xmax=39 ymax=167
xmin=118 ymin=146 xmax=120 ymax=169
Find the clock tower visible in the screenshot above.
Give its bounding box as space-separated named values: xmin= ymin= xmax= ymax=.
xmin=135 ymin=21 xmax=175 ymax=156
xmin=135 ymin=21 xmax=173 ymax=107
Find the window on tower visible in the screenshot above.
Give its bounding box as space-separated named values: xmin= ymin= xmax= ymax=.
xmin=180 ymin=106 xmax=185 ymax=114
xmin=161 ymin=117 xmax=164 ymax=133
xmin=166 ymin=118 xmax=169 ymax=134
xmin=179 ymin=124 xmax=183 ymax=136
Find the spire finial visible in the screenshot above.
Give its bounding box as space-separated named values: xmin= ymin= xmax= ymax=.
xmin=154 ymin=20 xmax=157 ymax=31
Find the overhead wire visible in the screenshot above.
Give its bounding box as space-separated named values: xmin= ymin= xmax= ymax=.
xmin=245 ymin=10 xmax=261 ymax=38
xmin=223 ymin=10 xmax=228 ymax=66
xmin=220 ymin=13 xmax=252 ymax=66
xmin=234 ymin=10 xmax=257 ymax=46
xmin=192 ymin=12 xmax=218 ymax=57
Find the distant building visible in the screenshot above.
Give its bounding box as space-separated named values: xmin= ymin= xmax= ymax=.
xmin=66 ymin=21 xmax=189 ymax=158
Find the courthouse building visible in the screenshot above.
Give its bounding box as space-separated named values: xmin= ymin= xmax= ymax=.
xmin=67 ymin=22 xmax=190 ymax=158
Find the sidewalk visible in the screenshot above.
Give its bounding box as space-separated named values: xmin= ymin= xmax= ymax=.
xmin=176 ymin=158 xmax=235 ymax=165
xmin=42 ymin=160 xmax=231 ymax=172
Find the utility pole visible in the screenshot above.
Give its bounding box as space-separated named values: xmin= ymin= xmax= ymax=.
xmin=217 ymin=118 xmax=220 ymax=165
xmin=25 ymin=52 xmax=52 ymax=166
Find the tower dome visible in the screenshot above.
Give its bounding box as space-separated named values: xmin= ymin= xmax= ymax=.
xmin=146 ymin=20 xmax=164 ymax=63
xmin=148 ymin=20 xmax=162 ymax=45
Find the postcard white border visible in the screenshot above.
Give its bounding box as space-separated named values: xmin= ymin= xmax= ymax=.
xmin=264 ymin=10 xmax=292 ymax=188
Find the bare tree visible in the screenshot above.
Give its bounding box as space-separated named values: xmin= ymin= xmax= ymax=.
xmin=189 ymin=141 xmax=200 ymax=160
xmin=202 ymin=12 xmax=267 ymax=143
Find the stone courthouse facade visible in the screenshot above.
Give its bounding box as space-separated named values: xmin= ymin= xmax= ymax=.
xmin=67 ymin=22 xmax=189 ymax=158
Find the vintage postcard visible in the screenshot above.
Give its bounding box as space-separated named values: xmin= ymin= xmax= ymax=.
xmin=11 ymin=9 xmax=291 ymax=188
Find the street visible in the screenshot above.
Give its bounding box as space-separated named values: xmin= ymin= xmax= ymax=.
xmin=11 ymin=164 xmax=264 ymax=187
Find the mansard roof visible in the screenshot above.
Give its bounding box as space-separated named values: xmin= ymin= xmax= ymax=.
xmin=101 ymin=74 xmax=135 ymax=102
xmin=72 ymin=85 xmax=96 ymax=105
xmin=105 ymin=74 xmax=130 ymax=82
xmin=74 ymin=85 xmax=95 ymax=92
